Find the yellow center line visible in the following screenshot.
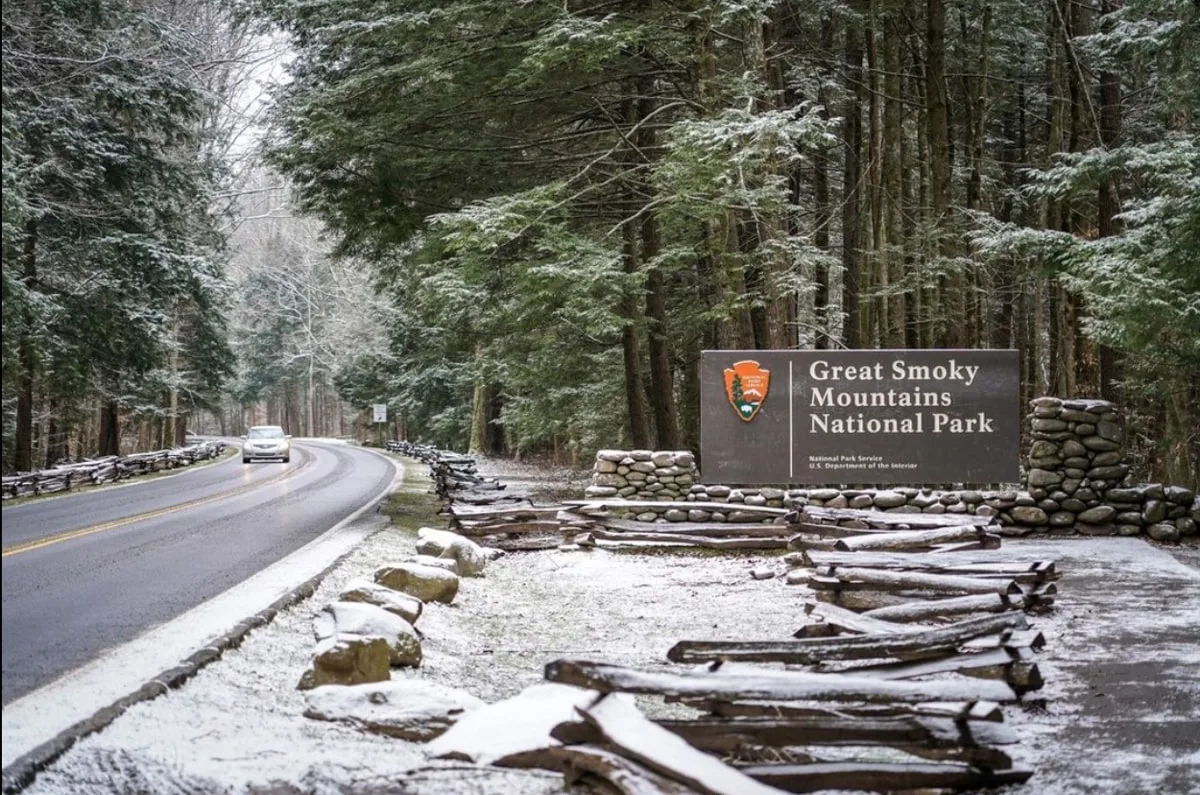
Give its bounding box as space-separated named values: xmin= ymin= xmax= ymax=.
xmin=2 ymin=451 xmax=315 ymax=558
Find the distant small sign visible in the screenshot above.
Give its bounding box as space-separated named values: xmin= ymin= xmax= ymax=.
xmin=372 ymin=404 xmax=388 ymax=424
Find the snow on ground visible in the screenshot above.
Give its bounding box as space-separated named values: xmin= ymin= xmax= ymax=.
xmin=16 ymin=457 xmax=1200 ymax=795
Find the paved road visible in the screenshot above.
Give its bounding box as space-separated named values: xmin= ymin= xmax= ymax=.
xmin=0 ymin=440 xmax=396 ymax=705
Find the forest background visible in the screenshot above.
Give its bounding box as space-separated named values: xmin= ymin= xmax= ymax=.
xmin=3 ymin=0 xmax=1198 ymax=488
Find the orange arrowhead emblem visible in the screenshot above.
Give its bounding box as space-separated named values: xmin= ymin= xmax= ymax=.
xmin=724 ymin=360 xmax=770 ymax=423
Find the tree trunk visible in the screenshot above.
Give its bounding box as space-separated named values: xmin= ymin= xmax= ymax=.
xmin=620 ymin=177 xmax=651 ymax=449
xmin=642 ymin=210 xmax=680 ymax=450
xmin=927 ymin=0 xmax=959 ymax=347
xmin=1096 ymin=0 xmax=1123 ymax=401
xmin=15 ymin=220 xmax=38 ymax=472
xmin=842 ymin=4 xmax=866 ymax=348
xmin=99 ymin=401 xmax=121 ymax=456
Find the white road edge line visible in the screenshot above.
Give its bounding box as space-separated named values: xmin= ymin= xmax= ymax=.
xmin=0 ymin=441 xmax=404 ymax=769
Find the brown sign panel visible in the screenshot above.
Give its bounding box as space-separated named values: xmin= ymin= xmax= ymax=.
xmin=700 ymin=350 xmax=1020 ymax=485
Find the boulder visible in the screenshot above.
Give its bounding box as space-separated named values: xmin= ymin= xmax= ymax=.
xmin=297 ymin=636 xmax=390 ymax=691
xmin=1081 ymin=435 xmax=1120 ymax=452
xmin=375 ymin=563 xmax=459 ymax=604
xmin=1027 ymin=469 xmax=1063 ymax=488
xmin=339 ymin=579 xmax=422 ymax=625
xmin=1011 ymin=506 xmax=1049 ymax=526
xmin=397 ymin=554 xmax=458 ymax=573
xmin=1142 ymin=499 xmax=1168 ymax=525
xmin=873 ymin=491 xmax=908 ymax=509
xmin=1147 ymin=522 xmax=1180 ymax=543
xmin=1165 ymin=486 xmax=1196 ymax=504
xmin=1077 ymin=505 xmax=1117 ymax=525
xmin=315 ymin=601 xmax=421 ymax=668
xmin=303 ymin=680 xmax=485 ymax=741
xmin=584 ymin=486 xmax=618 ymax=498
xmin=416 ymin=527 xmax=488 ymax=577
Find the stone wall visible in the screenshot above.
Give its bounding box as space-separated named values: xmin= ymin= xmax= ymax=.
xmin=586 ymin=397 xmax=1198 ymax=542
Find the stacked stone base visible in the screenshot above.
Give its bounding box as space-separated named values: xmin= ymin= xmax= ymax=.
xmin=581 ymin=481 xmax=1196 ymax=540
xmin=587 ymin=450 xmax=697 ymax=501
xmin=586 ymin=395 xmax=1200 ymax=543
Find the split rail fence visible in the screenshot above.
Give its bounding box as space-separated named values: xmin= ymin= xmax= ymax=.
xmin=2 ymin=440 xmax=228 ymax=500
xmin=387 ymin=442 xmax=1061 ymax=794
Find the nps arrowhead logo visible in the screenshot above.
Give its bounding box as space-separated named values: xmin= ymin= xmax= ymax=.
xmin=724 ymin=360 xmax=770 ymax=423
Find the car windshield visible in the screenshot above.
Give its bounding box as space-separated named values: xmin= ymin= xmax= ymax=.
xmin=247 ymin=427 xmax=285 ymax=439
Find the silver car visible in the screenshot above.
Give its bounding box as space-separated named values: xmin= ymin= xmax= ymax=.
xmin=241 ymin=425 xmax=292 ymax=463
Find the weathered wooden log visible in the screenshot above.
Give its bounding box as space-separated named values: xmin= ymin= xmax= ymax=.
xmin=785 ymin=522 xmax=890 ymax=539
xmin=589 ymin=529 xmax=788 ymax=550
xmin=785 ymin=533 xmax=842 ymax=551
xmin=864 ymin=593 xmax=1023 ymax=623
xmin=564 ymin=499 xmax=788 ymax=518
xmin=828 ymin=647 xmax=1044 ymax=694
xmin=960 ymin=629 xmax=1046 ymax=651
xmin=655 ymin=713 xmax=1017 ymax=751
xmin=579 ymin=693 xmax=789 ymax=795
xmin=675 ymin=699 xmax=1005 ymax=723
xmin=737 ymin=761 xmax=1032 ymax=793
xmin=654 ymin=716 xmax=1015 ymax=768
xmin=930 ymin=534 xmax=1002 ymax=551
xmin=833 ymin=526 xmax=985 ymax=552
xmin=453 ymin=520 xmax=567 ymax=537
xmin=796 ymin=602 xmax=920 ymax=637
xmin=803 ymin=551 xmax=1057 ymax=581
xmin=475 ymin=535 xmax=563 ymax=551
xmin=799 ymin=506 xmax=996 ymax=529
xmin=599 ymin=519 xmax=796 ymax=538
xmin=809 ymin=567 xmax=1023 ymax=596
xmin=450 ymin=492 xmax=531 ymax=506
xmin=545 ymin=660 xmax=1019 ymax=704
xmin=446 ymin=502 xmax=548 ymax=518
xmin=519 ymin=745 xmax=697 ymax=795
xmin=667 ymin=613 xmax=1028 ymax=665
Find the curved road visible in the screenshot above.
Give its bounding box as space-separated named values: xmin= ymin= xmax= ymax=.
xmin=1 ymin=440 xmax=396 ymax=705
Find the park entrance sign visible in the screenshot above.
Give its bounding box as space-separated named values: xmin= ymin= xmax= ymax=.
xmin=700 ymin=350 xmax=1020 ymax=485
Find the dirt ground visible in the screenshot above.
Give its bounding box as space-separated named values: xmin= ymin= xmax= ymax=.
xmin=18 ymin=457 xmax=1200 ymax=795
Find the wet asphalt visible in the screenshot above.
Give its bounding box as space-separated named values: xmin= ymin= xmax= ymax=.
xmin=0 ymin=441 xmax=395 ymax=705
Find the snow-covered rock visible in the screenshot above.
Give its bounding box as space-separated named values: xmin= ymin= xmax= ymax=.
xmin=375 ymin=563 xmax=459 ymax=604
xmin=338 ymin=579 xmax=423 ymax=625
xmin=426 ymin=683 xmax=613 ymax=764
xmin=415 ymin=527 xmax=488 ymax=577
xmin=398 ymin=554 xmax=458 ymax=573
xmin=297 ymin=635 xmax=391 ymax=691
xmin=315 ymin=601 xmax=421 ymax=667
xmin=303 ymin=680 xmax=485 ymax=741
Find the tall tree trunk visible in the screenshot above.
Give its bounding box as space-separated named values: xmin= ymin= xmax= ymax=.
xmin=811 ymin=13 xmax=835 ymax=349
xmin=45 ymin=399 xmax=67 ymax=468
xmin=1096 ymin=0 xmax=1123 ymax=401
xmin=882 ymin=3 xmax=905 ymax=347
xmin=634 ymin=78 xmax=679 ymax=450
xmin=642 ymin=210 xmax=680 ymax=450
xmin=621 ymin=220 xmax=651 ymax=449
xmin=99 ymin=401 xmax=120 ymax=457
xmin=927 ymin=0 xmax=960 ymax=347
xmin=842 ymin=4 xmax=866 ymax=348
xmin=15 ymin=220 xmax=38 ymax=472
